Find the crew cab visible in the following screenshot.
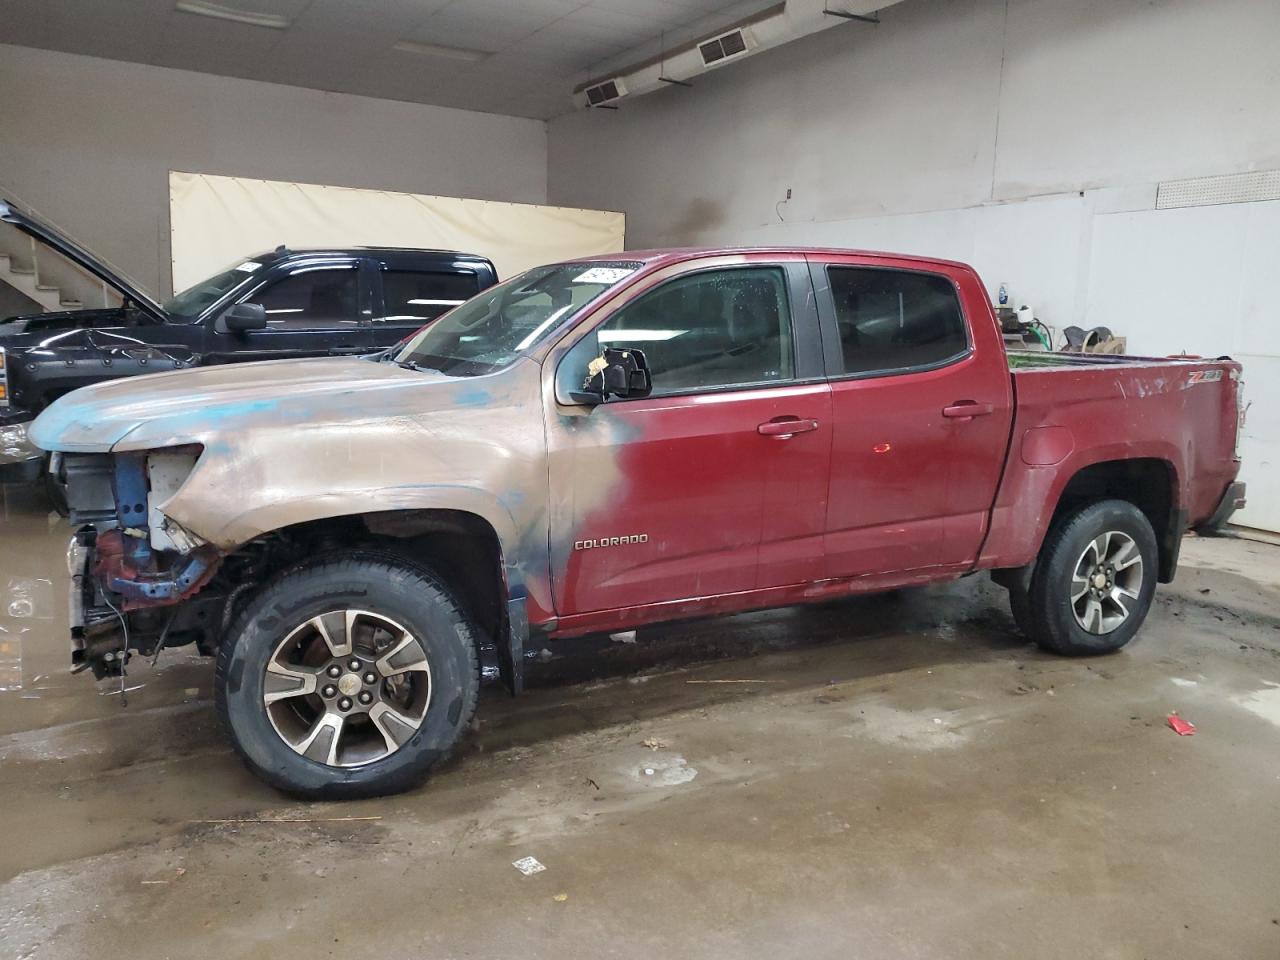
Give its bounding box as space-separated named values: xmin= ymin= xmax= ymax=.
xmin=0 ymin=199 xmax=497 ymax=485
xmin=30 ymin=247 xmax=1246 ymax=799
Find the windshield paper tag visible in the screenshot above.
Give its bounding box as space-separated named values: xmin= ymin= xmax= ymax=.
xmin=234 ymin=261 xmax=261 ymax=273
xmin=573 ymin=267 xmax=634 ymax=284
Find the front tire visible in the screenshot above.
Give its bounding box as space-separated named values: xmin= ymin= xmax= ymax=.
xmin=1024 ymin=499 xmax=1158 ymax=656
xmin=215 ymin=556 xmax=480 ymax=799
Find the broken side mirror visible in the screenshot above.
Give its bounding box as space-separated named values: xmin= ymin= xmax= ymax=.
xmin=217 ymin=302 xmax=268 ymax=334
xmin=570 ymin=347 xmax=652 ymax=405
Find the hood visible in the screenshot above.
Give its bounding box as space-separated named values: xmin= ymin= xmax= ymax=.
xmin=1 ymin=200 xmax=166 ymax=323
xmin=28 ymin=355 xmax=517 ymax=453
xmin=0 ymin=307 xmax=136 ymax=341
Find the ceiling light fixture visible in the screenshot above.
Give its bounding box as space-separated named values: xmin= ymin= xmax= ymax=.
xmin=392 ymin=40 xmax=491 ymax=63
xmin=175 ymin=0 xmax=291 ymax=29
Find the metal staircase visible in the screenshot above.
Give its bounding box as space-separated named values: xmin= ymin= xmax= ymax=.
xmin=0 ymin=218 xmax=119 ymax=313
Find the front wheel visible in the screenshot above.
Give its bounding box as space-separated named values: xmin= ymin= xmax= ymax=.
xmin=215 ymin=556 xmax=480 ymax=799
xmin=1024 ymin=499 xmax=1158 ymax=656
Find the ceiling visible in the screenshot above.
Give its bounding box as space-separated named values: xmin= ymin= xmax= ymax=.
xmin=0 ymin=0 xmax=786 ymax=119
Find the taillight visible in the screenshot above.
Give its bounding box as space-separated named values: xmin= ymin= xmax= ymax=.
xmin=0 ymin=346 xmax=8 ymax=407
xmin=1233 ymin=371 xmax=1247 ymax=460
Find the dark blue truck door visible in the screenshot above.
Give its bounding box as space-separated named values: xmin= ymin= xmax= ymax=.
xmin=204 ymin=257 xmax=373 ymax=363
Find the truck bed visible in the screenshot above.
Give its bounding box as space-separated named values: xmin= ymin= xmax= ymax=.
xmin=979 ymin=350 xmax=1243 ymax=573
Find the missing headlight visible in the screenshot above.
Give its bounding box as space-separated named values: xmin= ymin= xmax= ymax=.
xmin=146 ymin=450 xmax=202 ymax=552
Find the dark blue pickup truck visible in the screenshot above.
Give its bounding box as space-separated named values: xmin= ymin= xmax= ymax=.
xmin=0 ymin=199 xmax=497 ymax=485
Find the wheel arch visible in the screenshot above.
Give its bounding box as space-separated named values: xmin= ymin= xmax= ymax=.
xmin=228 ymin=505 xmax=530 ymax=694
xmin=990 ymin=454 xmax=1183 ymax=591
xmin=1049 ymin=458 xmax=1181 ymax=582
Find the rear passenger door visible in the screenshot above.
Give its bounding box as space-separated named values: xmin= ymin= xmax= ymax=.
xmin=812 ymin=256 xmax=1013 ymax=577
xmin=371 ymin=263 xmax=484 ymax=349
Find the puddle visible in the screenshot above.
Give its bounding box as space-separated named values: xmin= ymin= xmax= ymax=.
xmin=1232 ymin=682 xmax=1280 ymax=728
xmin=628 ymin=754 xmax=698 ymax=787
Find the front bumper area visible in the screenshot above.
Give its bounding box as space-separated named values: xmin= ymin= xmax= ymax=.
xmin=68 ymin=527 xmax=133 ymax=677
xmin=0 ymin=416 xmax=42 ymax=481
xmin=61 ymin=451 xmax=233 ymax=679
xmin=68 ymin=526 xmax=225 ymax=677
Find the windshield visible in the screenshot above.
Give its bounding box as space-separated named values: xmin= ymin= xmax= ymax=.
xmin=392 ymin=261 xmax=641 ymax=376
xmin=162 ymin=258 xmax=265 ymax=320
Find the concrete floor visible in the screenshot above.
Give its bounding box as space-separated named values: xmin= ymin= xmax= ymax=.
xmin=2 ymin=482 xmax=1279 ymax=960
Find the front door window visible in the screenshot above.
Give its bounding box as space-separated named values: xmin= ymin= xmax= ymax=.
xmin=557 ymin=266 xmax=795 ymax=400
xmin=244 ymin=267 xmax=361 ymax=329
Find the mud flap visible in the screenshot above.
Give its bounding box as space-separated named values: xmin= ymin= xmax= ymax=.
xmin=504 ymin=596 xmax=528 ymax=696
xmin=1159 ymin=508 xmax=1188 ymax=584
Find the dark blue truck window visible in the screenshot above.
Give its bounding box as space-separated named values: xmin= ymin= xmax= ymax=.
xmin=382 ymin=270 xmax=481 ymax=322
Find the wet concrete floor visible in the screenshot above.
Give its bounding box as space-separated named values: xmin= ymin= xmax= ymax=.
xmin=1 ymin=481 xmax=1279 ymax=959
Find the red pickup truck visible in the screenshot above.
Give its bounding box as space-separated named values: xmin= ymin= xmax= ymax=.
xmin=32 ymin=247 xmax=1245 ymax=798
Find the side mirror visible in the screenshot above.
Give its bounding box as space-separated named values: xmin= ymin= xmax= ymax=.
xmin=571 ymin=347 xmax=652 ymax=405
xmin=218 ymin=302 xmax=268 ymax=333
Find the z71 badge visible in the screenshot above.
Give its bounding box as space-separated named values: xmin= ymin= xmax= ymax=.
xmin=574 ymin=534 xmax=649 ymax=550
xmin=1187 ymin=369 xmax=1223 ymax=385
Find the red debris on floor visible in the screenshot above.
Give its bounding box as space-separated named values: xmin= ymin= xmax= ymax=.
xmin=1167 ymin=714 xmax=1196 ymax=736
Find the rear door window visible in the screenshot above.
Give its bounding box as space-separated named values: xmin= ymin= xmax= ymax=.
xmin=826 ymin=267 xmax=968 ymax=377
xmin=380 ymin=270 xmax=480 ymax=323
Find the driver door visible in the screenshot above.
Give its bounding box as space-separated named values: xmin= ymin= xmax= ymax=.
xmin=545 ymin=260 xmax=831 ymax=620
xmin=204 ymin=259 xmax=372 ymax=363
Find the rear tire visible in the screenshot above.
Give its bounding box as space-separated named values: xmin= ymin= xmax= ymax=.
xmin=1025 ymin=499 xmax=1158 ymax=656
xmin=215 ymin=555 xmax=480 ymax=799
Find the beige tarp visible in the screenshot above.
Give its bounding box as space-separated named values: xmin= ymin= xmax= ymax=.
xmin=168 ymin=172 xmax=625 ymax=292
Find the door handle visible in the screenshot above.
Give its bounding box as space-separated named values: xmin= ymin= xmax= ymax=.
xmin=942 ymin=402 xmax=994 ymax=421
xmin=758 ymin=417 xmax=819 ymax=438
xmin=328 ymin=345 xmax=369 ymax=356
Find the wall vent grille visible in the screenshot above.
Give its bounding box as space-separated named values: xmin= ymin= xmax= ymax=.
xmin=585 ymin=78 xmax=625 ymax=106
xmin=1156 ymin=169 xmax=1280 ymax=209
xmin=699 ymin=28 xmax=751 ymax=66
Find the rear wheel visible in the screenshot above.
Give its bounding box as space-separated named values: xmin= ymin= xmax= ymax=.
xmin=1024 ymin=499 xmax=1158 ymax=656
xmin=215 ymin=556 xmax=479 ymax=799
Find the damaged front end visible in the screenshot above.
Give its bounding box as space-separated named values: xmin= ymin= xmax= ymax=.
xmin=66 ymin=449 xmax=232 ymax=678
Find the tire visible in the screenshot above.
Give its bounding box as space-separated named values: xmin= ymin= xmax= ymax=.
xmin=215 ymin=555 xmax=480 ymax=800
xmin=1025 ymin=499 xmax=1158 ymax=656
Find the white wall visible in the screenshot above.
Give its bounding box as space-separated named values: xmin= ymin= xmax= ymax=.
xmin=0 ymin=43 xmax=548 ymax=298
xmin=548 ymin=0 xmax=1280 ymax=530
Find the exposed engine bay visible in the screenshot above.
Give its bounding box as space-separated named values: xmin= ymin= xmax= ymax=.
xmin=65 ymin=451 xmax=506 ymax=684
xmin=66 ymin=449 xmax=300 ymax=678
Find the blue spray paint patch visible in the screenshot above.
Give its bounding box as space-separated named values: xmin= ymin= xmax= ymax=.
xmin=200 ymin=438 xmax=236 ymax=459
xmin=194 ymin=398 xmax=281 ymax=424
xmin=454 ymin=388 xmax=492 ymax=408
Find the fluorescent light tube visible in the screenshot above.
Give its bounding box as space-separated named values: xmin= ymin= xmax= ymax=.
xmin=393 ymin=40 xmax=490 ymax=63
xmin=175 ymin=1 xmax=290 ymax=29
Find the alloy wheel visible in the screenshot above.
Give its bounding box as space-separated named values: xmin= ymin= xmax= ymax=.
xmin=262 ymin=609 xmax=432 ymax=767
xmin=1070 ymin=530 xmax=1144 ymax=635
